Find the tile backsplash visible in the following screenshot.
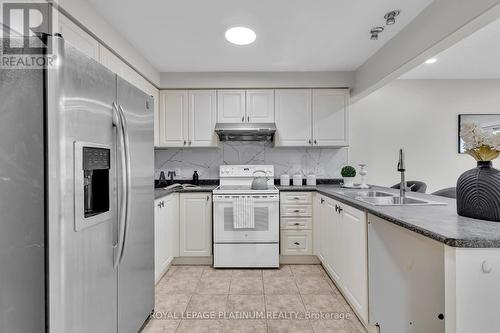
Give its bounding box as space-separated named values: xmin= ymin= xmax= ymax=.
xmin=155 ymin=142 xmax=348 ymax=180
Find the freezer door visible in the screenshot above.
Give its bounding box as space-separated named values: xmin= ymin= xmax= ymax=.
xmin=116 ymin=77 xmax=154 ymax=333
xmin=0 ymin=51 xmax=45 ymax=332
xmin=46 ymin=37 xmax=118 ymax=333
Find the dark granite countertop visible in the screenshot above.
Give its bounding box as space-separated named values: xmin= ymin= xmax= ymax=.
xmin=281 ymin=185 xmax=500 ymax=248
xmin=154 ymin=185 xmax=217 ymax=199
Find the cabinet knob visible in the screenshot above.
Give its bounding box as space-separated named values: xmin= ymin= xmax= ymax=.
xmin=206 ymin=195 xmax=210 ymax=201
xmin=293 ymin=242 xmax=300 ymax=246
xmin=338 ymin=207 xmax=343 ymax=213
xmin=482 ymin=260 xmax=493 ymax=274
xmin=242 ymin=116 xmax=244 ymax=122
xmin=320 ymin=198 xmax=324 ymax=204
xmin=294 ymin=223 xmax=301 ymax=226
xmin=308 ymin=139 xmax=312 ymax=145
xmin=188 ymin=140 xmax=192 ymax=145
xmin=293 ymin=209 xmax=300 ymax=213
xmin=183 ymin=140 xmax=186 ymax=145
xmin=314 ymin=139 xmax=317 ymax=145
xmin=247 ymin=116 xmax=250 ymax=122
xmin=293 ymin=197 xmax=300 ymax=200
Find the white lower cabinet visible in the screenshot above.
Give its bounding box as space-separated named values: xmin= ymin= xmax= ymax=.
xmin=154 ymin=193 xmax=179 ymax=282
xmin=281 ymin=230 xmax=313 ymax=255
xmin=179 ymin=193 xmax=212 ymax=256
xmin=316 ymin=194 xmax=369 ymax=323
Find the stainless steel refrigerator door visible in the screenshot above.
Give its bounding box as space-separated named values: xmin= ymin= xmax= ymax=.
xmin=116 ymin=77 xmax=154 ymax=333
xmin=0 ymin=52 xmax=45 ymax=332
xmin=46 ymin=37 xmax=118 ymax=333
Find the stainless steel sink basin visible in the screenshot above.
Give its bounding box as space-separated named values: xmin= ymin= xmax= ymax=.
xmin=354 ymin=191 xmax=394 ymax=198
xmin=357 ymin=196 xmax=446 ymax=206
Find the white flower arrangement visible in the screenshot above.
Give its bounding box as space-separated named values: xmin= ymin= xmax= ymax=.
xmin=460 ymin=122 xmax=500 ymax=161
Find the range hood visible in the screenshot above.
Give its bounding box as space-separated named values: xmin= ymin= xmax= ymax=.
xmin=215 ymin=122 xmax=276 ymax=142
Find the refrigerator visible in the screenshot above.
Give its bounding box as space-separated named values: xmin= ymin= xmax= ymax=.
xmin=0 ymin=35 xmax=154 ymax=333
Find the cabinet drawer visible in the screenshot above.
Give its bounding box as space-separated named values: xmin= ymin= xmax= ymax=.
xmin=281 ymin=217 xmax=312 ymax=230
xmin=281 ymin=205 xmax=312 ymax=217
xmin=280 ymin=192 xmax=313 ymax=204
xmin=281 ymin=230 xmax=313 ymax=255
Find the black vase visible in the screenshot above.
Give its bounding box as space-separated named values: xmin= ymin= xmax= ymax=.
xmin=456 ymin=161 xmax=500 ymax=222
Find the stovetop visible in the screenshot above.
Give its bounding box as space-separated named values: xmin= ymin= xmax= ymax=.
xmin=213 ymin=184 xmax=279 ymax=195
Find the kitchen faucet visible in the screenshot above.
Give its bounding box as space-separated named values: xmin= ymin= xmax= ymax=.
xmin=397 ymin=149 xmax=406 ymax=199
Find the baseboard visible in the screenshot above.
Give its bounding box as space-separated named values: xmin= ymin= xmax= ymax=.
xmin=172 ymin=256 xmax=212 ymax=265
xmin=279 ymin=255 xmax=320 ymax=264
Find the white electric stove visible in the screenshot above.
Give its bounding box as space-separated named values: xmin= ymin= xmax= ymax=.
xmin=213 ymin=165 xmax=279 ymax=268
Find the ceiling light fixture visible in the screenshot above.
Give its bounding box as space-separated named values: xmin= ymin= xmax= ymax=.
xmin=370 ymin=27 xmax=384 ymax=40
xmin=425 ymin=58 xmax=437 ymax=64
xmin=384 ymin=10 xmax=400 ymax=25
xmin=225 ymin=27 xmax=256 ymax=45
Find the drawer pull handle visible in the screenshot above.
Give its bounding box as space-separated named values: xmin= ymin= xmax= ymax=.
xmin=293 ymin=223 xmax=301 ymax=226
xmin=294 ymin=242 xmax=300 ymax=246
xmin=293 ymin=197 xmax=300 ymax=200
xmin=293 ymin=210 xmax=300 ymax=213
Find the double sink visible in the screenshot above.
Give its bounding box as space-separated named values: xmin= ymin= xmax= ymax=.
xmin=339 ymin=190 xmax=447 ymax=206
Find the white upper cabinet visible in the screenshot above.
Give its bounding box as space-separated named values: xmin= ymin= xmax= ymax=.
xmin=246 ymin=90 xmax=275 ymax=123
xmin=217 ymin=90 xmax=246 ymax=123
xmin=159 ymin=90 xmax=188 ymax=147
xmin=312 ymin=89 xmax=349 ymax=147
xmin=159 ymin=90 xmax=217 ymax=147
xmin=58 ymin=14 xmax=100 ymax=61
xmin=188 ymin=90 xmax=218 ymax=147
xmin=274 ymin=89 xmax=312 ymax=146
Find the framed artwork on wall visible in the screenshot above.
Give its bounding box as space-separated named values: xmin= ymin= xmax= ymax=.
xmin=458 ymin=114 xmax=500 ymax=153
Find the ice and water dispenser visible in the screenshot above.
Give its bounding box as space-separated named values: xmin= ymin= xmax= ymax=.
xmin=74 ymin=142 xmax=111 ymax=231
xmin=82 ymin=147 xmax=110 ymax=217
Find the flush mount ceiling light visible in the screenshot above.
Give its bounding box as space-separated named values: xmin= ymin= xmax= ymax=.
xmin=384 ymin=10 xmax=400 ymax=25
xmin=425 ymin=58 xmax=438 ymax=64
xmin=225 ymin=27 xmax=256 ymax=45
xmin=370 ymin=27 xmax=384 ymax=40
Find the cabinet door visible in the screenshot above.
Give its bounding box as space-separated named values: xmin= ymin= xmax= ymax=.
xmin=246 ymin=90 xmax=275 ymax=123
xmin=164 ymin=193 xmax=179 ymax=262
xmin=217 ymin=90 xmax=246 ymax=123
xmin=188 ymin=90 xmax=217 ymax=147
xmin=179 ymin=193 xmax=212 ymax=256
xmin=154 ymin=199 xmax=168 ymax=282
xmin=275 ymin=89 xmax=312 ymax=146
xmin=159 ymin=90 xmax=188 ymax=147
xmin=58 ymin=14 xmax=100 ymax=61
xmin=312 ymin=89 xmax=349 ymax=147
xmin=325 ymin=198 xmax=343 ymax=283
xmin=316 ymin=195 xmax=327 ymax=262
xmin=341 ymin=204 xmax=368 ymax=322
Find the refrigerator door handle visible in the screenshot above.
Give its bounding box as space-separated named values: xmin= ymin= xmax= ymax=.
xmin=113 ymin=102 xmax=127 ymax=268
xmin=117 ymin=104 xmax=132 ymax=265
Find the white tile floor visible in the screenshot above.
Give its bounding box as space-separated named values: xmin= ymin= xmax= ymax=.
xmin=143 ymin=265 xmax=367 ymax=333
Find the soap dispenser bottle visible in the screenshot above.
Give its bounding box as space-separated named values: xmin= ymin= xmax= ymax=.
xmin=192 ymin=170 xmax=199 ymax=185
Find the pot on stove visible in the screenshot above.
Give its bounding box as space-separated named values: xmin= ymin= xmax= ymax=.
xmin=251 ymin=170 xmax=270 ymax=190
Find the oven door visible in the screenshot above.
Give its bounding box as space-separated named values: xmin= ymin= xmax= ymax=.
xmin=213 ymin=194 xmax=279 ymax=243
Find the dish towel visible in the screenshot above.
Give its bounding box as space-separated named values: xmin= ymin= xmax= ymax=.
xmin=233 ymin=196 xmax=255 ymax=229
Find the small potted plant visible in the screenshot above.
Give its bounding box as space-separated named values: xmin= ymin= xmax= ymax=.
xmin=457 ymin=122 xmax=500 ymax=221
xmin=341 ymin=165 xmax=357 ymax=188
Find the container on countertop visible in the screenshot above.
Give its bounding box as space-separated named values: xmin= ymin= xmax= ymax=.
xmin=293 ymin=173 xmax=303 ymax=186
xmin=306 ymin=173 xmax=316 ymax=186
xmin=280 ymin=174 xmax=290 ymax=186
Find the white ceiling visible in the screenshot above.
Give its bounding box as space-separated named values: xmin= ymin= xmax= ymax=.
xmin=401 ymin=17 xmax=500 ymax=79
xmin=86 ymin=0 xmax=433 ymax=72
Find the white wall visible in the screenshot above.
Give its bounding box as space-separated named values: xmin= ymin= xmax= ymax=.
xmin=55 ymin=0 xmax=160 ymax=85
xmin=160 ymin=71 xmax=353 ymax=89
xmin=349 ymin=79 xmax=500 ymax=193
